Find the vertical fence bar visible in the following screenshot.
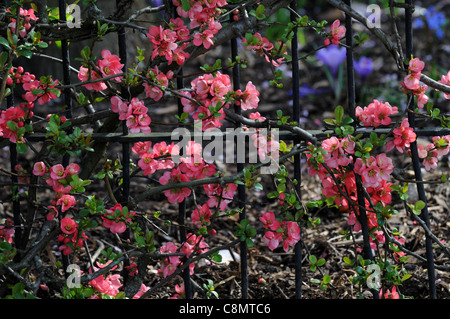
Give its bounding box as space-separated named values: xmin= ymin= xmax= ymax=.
xmin=173 ymin=5 xmax=191 ymax=299
xmin=58 ymin=0 xmax=72 ymax=275
xmin=404 ymin=0 xmax=436 ymax=299
xmin=117 ymin=0 xmax=130 ymax=208
xmin=289 ymin=0 xmax=302 ymax=299
xmin=344 ymin=0 xmax=378 ymax=299
xmin=231 ymin=26 xmax=248 ymax=299
xmin=116 ymin=0 xmax=132 ymax=286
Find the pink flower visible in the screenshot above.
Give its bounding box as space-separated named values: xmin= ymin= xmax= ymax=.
xmin=437 ymin=71 xmax=450 ymax=99
xmin=263 ymin=231 xmax=282 ymax=251
xmin=65 ymin=163 xmax=80 ymax=176
xmin=259 ymin=211 xmax=281 ymax=231
xmin=403 ymin=72 xmax=421 ymax=90
xmin=46 ymin=206 xmax=59 ymax=221
xmin=132 ymin=141 xmax=152 ymax=155
xmin=102 ymin=203 xmax=135 ymax=234
xmin=159 ymin=169 xmax=192 ymax=203
xmin=32 ymin=161 xmax=47 ymax=176
xmin=146 ymin=26 xmax=178 ymax=64
xmin=170 ymin=283 xmax=186 ymax=299
xmin=60 ymin=217 xmax=78 ymax=235
xmin=422 ymin=144 xmax=438 ymax=171
xmin=159 ymin=242 xmax=181 ymax=277
xmin=324 ymin=20 xmax=346 ymax=46
xmin=133 ymin=284 xmax=151 ymax=299
xmin=110 ymin=96 xmax=129 ymax=116
xmin=0 ymin=218 xmax=14 ymax=243
xmin=89 ymin=270 xmax=122 ymax=297
xmin=386 ymin=118 xmax=416 ymax=153
xmin=191 ymin=204 xmax=212 ymax=228
xmin=238 ymin=82 xmax=260 ymax=111
xmin=97 ymin=50 xmax=123 ymax=81
xmin=409 ymin=57 xmax=425 ymax=73
xmin=50 ymin=164 xmax=67 ymax=180
xmin=356 ymin=99 xmax=398 ymax=127
xmin=193 ymin=29 xmax=215 ymax=49
xmin=380 ymin=285 xmax=400 ymax=299
xmin=282 ymin=221 xmax=301 ymax=252
xmin=57 ymin=195 xmax=76 ymax=212
xmin=78 ymin=66 xmax=107 ymax=91
xmin=432 ymin=135 xmax=450 ymax=156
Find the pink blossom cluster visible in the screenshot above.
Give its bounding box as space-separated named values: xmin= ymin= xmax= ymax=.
xmin=0 ymin=105 xmax=31 ymax=143
xmin=241 ymin=33 xmax=286 ymax=66
xmin=32 ymin=162 xmax=80 ymax=221
xmin=101 ymin=203 xmax=136 ymax=234
xmin=191 ymin=203 xmax=213 ymax=231
xmin=179 ymin=142 xmax=216 ymax=180
xmin=110 ymin=96 xmax=151 ymax=134
xmin=203 ymin=182 xmax=237 ymax=211
xmin=173 ymin=0 xmax=227 ymax=29
xmin=243 ymin=112 xmax=281 ymax=163
xmin=251 ymin=131 xmax=280 ymax=162
xmin=159 ymin=168 xmax=192 ymax=204
xmin=158 ymin=234 xmax=209 ymax=278
xmin=385 ymin=118 xmax=416 ymax=153
xmin=87 ymin=260 xmax=150 ymax=298
xmin=415 ymin=135 xmax=450 ymax=171
xmin=172 ymin=0 xmax=225 ymax=51
xmin=146 ymin=21 xmax=190 ymax=65
xmin=170 ymin=283 xmax=186 ymax=299
xmin=22 ymin=76 xmax=60 ymax=105
xmin=355 ymin=99 xmax=398 ymax=127
xmin=321 ymin=136 xmax=355 ymax=169
xmin=89 ymin=269 xmax=122 ymax=297
xmin=0 ymin=218 xmax=14 ymax=244
xmin=306 ymin=144 xmax=393 ymax=249
xmin=260 ymin=211 xmax=301 ymax=252
xmin=324 ymin=20 xmax=346 ymax=46
xmin=234 ymin=81 xmax=260 ymax=111
xmin=181 ymin=72 xmax=232 ymax=130
xmin=158 ymin=147 xmax=216 ymax=202
xmin=59 ymin=217 xmax=87 ymax=256
xmin=78 ymin=50 xmax=123 ymax=91
xmin=437 ymin=70 xmax=450 ymax=99
xmin=143 ymin=66 xmax=174 ymax=102
xmin=7 ymin=7 xmax=38 ymax=38
xmin=192 ymin=19 xmax=222 ymax=49
xmin=354 ymin=153 xmax=394 ymax=188
xmin=380 ymin=286 xmax=400 ymax=299
xmin=133 ymin=141 xmax=179 ymax=176
xmin=399 ymin=57 xmax=429 ymax=108
xmin=134 ymin=141 xmax=179 ymax=176
xmin=241 ymin=33 xmax=274 ymax=55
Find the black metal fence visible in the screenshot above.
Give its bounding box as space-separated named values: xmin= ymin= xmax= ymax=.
xmin=1 ymin=0 xmax=449 ymax=299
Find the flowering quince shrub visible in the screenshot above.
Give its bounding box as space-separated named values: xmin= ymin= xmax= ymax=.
xmin=0 ymin=0 xmax=449 ymax=301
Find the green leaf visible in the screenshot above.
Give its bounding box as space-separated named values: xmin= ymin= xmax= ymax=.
xmin=415 ymin=200 xmax=425 ymax=211
xmin=334 ymin=105 xmax=344 ymax=125
xmin=16 ymin=143 xmax=28 ymax=154
xmin=317 ymin=258 xmax=326 ymax=267
xmin=180 ymin=0 xmax=191 ymax=12
xmin=0 ymin=36 xmax=10 ymax=49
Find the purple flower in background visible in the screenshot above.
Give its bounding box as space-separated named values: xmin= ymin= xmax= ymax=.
xmin=413 ymin=6 xmax=446 ymax=40
xmin=149 ymin=0 xmax=163 ymax=6
xmin=354 ymin=57 xmax=374 ymax=80
xmin=316 ymin=45 xmax=346 ymax=76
